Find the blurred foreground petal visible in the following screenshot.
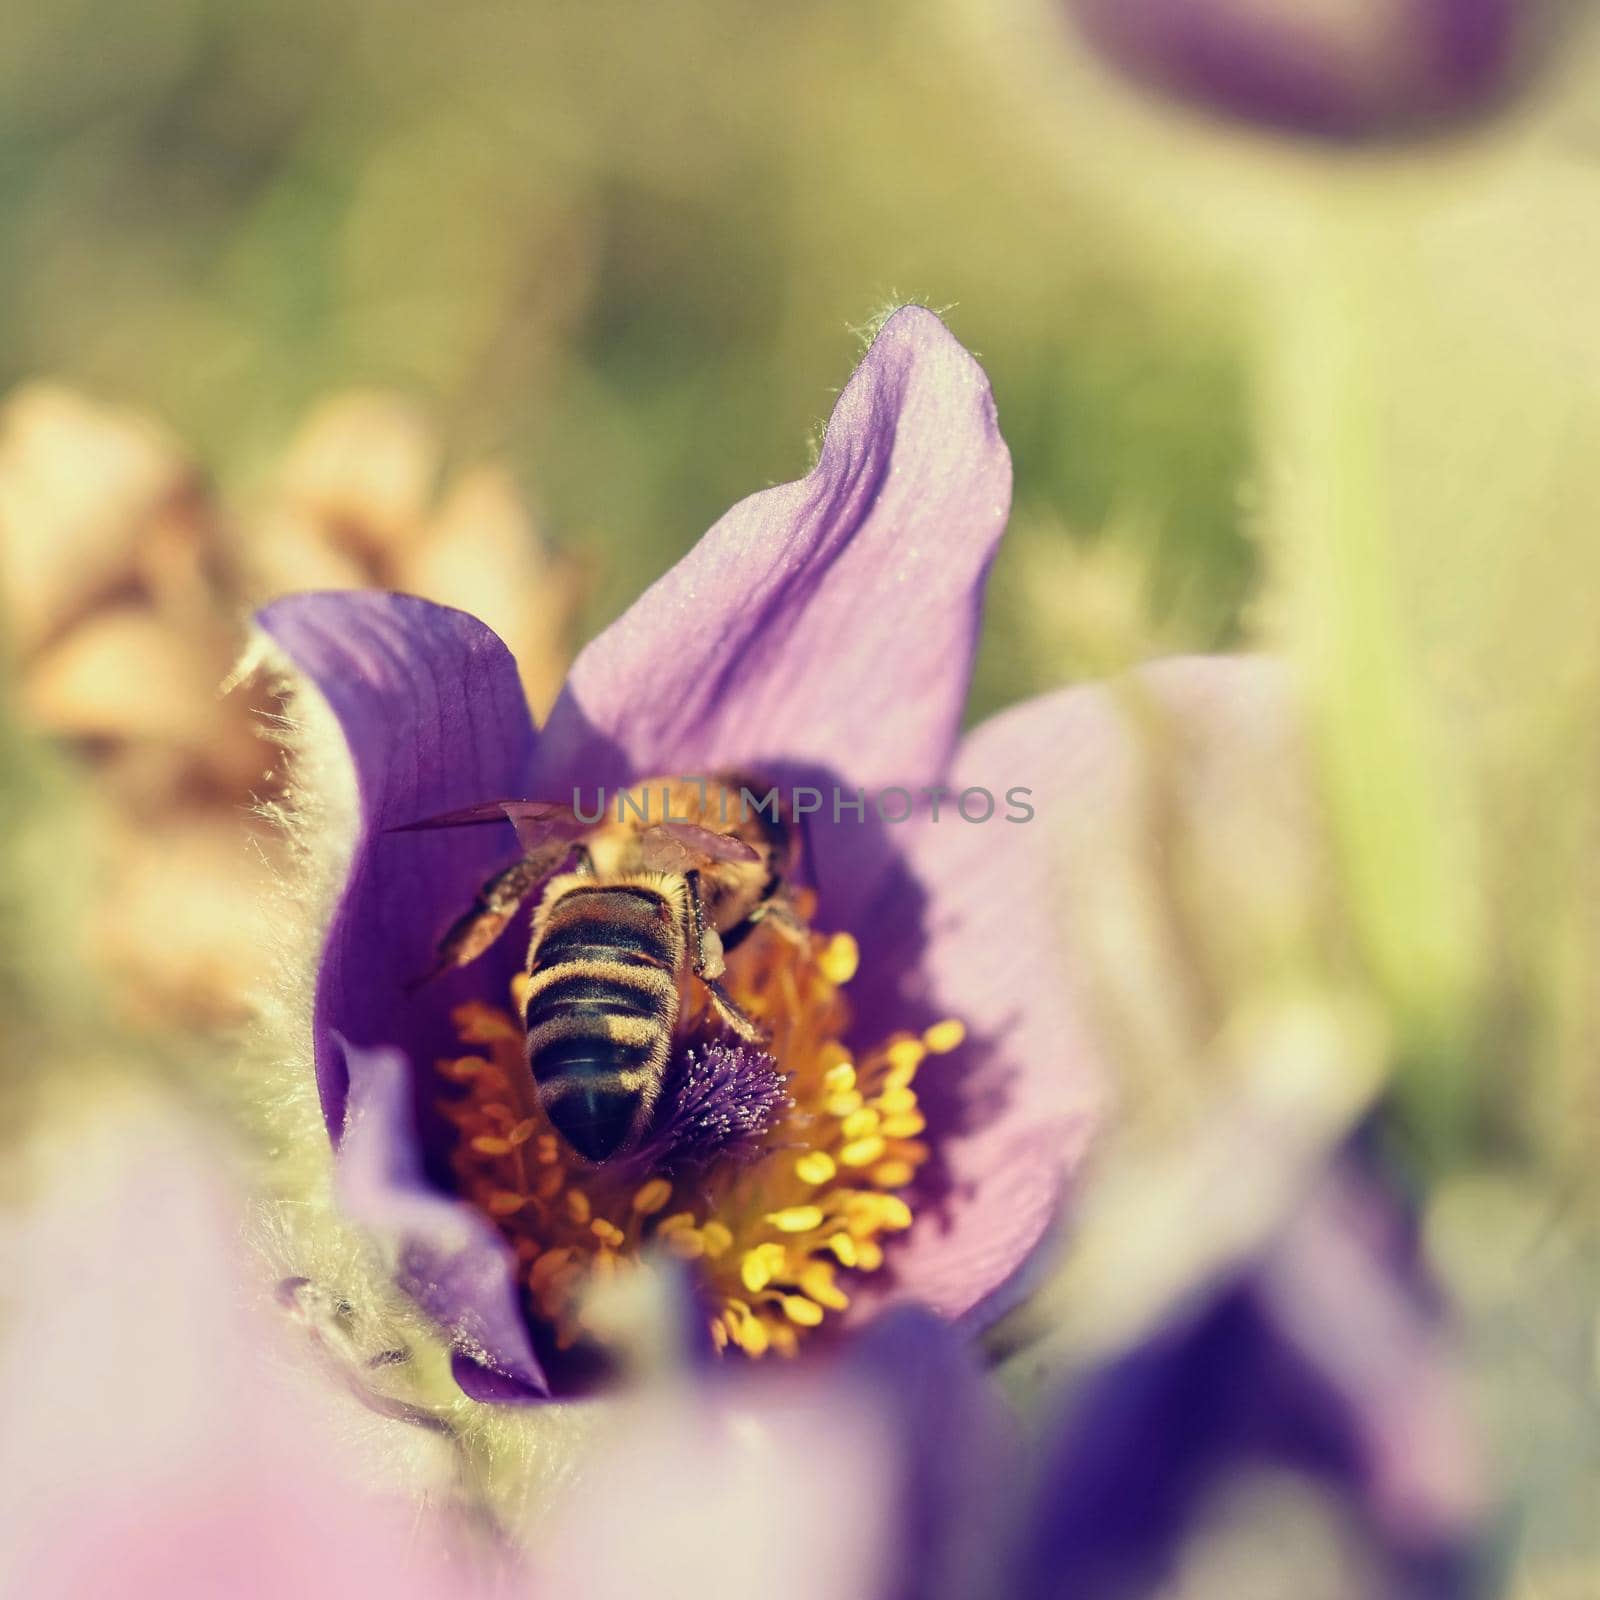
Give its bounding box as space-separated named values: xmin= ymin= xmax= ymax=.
xmin=0 ymin=1097 xmax=483 ymax=1600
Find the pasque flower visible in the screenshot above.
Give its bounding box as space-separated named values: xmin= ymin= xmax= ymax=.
xmin=259 ymin=306 xmax=1289 ymax=1397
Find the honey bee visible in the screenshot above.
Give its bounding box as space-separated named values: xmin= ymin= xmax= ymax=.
xmin=396 ymin=775 xmax=802 ymax=1163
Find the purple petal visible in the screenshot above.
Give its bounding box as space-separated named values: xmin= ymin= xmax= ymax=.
xmin=846 ymin=656 xmax=1295 ymax=1327
xmin=336 ymin=1041 xmax=547 ymax=1398
xmin=842 ymin=1308 xmax=1023 ymax=1600
xmin=256 ymin=591 xmax=538 ymax=1140
xmin=536 ymin=306 xmax=1012 ymax=797
xmin=1013 ymin=1156 xmax=1485 ymax=1598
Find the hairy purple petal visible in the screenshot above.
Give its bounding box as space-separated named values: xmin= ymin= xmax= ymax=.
xmin=845 ymin=657 xmax=1295 ymax=1327
xmin=336 ymin=1041 xmax=548 ymax=1398
xmin=536 ymin=306 xmax=1012 ymax=799
xmin=1012 ymin=1158 xmax=1485 ymax=1599
xmin=257 ymin=591 xmax=538 ymax=1140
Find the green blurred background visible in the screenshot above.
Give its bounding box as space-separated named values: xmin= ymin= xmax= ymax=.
xmin=0 ymin=0 xmax=1258 ymax=719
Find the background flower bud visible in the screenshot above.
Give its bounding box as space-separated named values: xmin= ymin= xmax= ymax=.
xmin=1066 ymin=0 xmax=1556 ymax=140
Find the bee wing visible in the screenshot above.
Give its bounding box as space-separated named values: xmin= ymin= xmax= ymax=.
xmin=389 ymin=799 xmax=588 ymax=856
xmin=640 ymin=820 xmax=762 ymax=871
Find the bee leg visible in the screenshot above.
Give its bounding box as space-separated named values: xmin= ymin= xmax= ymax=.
xmin=405 ymin=843 xmax=563 ymax=993
xmin=702 ymin=975 xmax=765 ymax=1044
xmin=683 ymin=870 xmax=764 ymax=1044
xmin=736 ymin=895 xmax=810 ymax=948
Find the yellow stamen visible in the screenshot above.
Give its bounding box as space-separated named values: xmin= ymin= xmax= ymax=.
xmin=818 ymin=932 xmax=859 ymax=984
xmin=839 ymin=1135 xmax=887 ymax=1168
xmin=664 ymin=1229 xmax=706 ymax=1260
xmin=923 ymin=1019 xmax=966 ymax=1054
xmin=631 ymin=1177 xmax=673 ymax=1215
xmin=827 ymin=1232 xmax=860 ymax=1266
xmin=841 ymin=1107 xmax=880 ymax=1140
xmin=741 ymin=1242 xmax=787 ymax=1293
xmin=779 ymin=1294 xmax=825 ymax=1327
xmin=880 ymin=1112 xmax=926 ymax=1139
xmin=794 ymin=1151 xmax=837 ymax=1185
xmin=768 ymin=1205 xmax=825 ymax=1233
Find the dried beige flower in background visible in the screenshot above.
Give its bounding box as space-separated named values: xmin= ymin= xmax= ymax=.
xmin=0 ymin=384 xmax=585 ymax=1027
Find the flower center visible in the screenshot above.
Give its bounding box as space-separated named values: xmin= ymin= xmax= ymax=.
xmin=435 ymin=910 xmax=962 ymax=1359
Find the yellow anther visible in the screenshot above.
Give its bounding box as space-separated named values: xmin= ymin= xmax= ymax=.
xmin=779 ymin=1294 xmax=825 ymax=1328
xmin=456 ymin=1001 xmax=524 ymax=1044
xmin=664 ymin=1229 xmax=706 ymax=1260
xmin=878 ymin=1196 xmax=914 ymax=1230
xmin=529 ymin=1248 xmax=575 ymax=1287
xmin=883 ymin=1062 xmax=919 ymax=1094
xmin=886 ymin=1038 xmax=926 ymax=1074
xmin=565 ymin=1189 xmax=593 ymax=1225
xmin=825 ymin=1090 xmax=865 ymax=1118
xmin=818 ymin=933 xmax=860 ymax=985
xmin=768 ymin=1205 xmax=825 ymax=1234
xmin=823 ymin=1061 xmax=857 ymax=1095
xmin=737 ymin=1314 xmax=771 ymax=1357
xmin=800 ymin=1262 xmax=850 ymax=1311
xmin=876 ymin=1086 xmax=918 ymax=1115
xmin=508 ymin=1118 xmax=539 ymax=1145
xmin=881 ymin=1112 xmax=926 ymax=1139
xmin=657 ymin=1211 xmax=696 ymax=1234
xmin=839 ymin=1135 xmax=887 ymax=1168
xmin=741 ymin=1242 xmax=787 ymax=1293
xmin=827 ymin=1232 xmax=859 ymax=1267
xmin=632 ymin=1177 xmax=673 ymax=1215
xmin=488 ymin=1191 xmax=526 ymax=1216
xmin=795 ymin=1151 xmax=837 ymax=1185
xmin=841 ymin=1107 xmax=880 ymax=1140
xmin=469 ymin=1134 xmax=513 ymax=1156
xmin=855 ymin=1240 xmax=884 ymax=1271
xmin=591 ymin=1219 xmax=625 ymax=1248
xmin=872 ymin=1159 xmax=916 ymax=1188
xmin=923 ymin=1019 xmax=966 ymax=1054
xmin=769 ymin=1322 xmax=800 ymax=1359
xmin=701 ymin=1221 xmax=734 ymax=1258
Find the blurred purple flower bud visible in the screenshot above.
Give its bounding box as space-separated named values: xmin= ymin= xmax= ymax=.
xmin=1067 ymin=0 xmax=1551 ymax=141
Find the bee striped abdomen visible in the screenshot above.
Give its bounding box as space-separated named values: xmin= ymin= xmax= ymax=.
xmin=523 ymin=885 xmax=683 ymax=1162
